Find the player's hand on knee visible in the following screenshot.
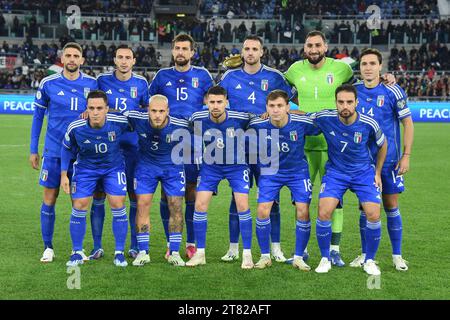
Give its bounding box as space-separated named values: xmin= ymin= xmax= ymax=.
xmin=29 ymin=153 xmax=40 ymax=170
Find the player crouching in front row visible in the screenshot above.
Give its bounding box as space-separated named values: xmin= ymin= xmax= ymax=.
xmin=61 ymin=90 xmax=130 ymax=267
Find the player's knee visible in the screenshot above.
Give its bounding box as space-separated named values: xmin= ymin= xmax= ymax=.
xmin=382 ymin=194 xmax=398 ymax=210
xmin=43 ymin=188 xmax=59 ymax=205
xmin=194 ymin=199 xmax=208 ymax=212
xmin=365 ymin=210 xmax=381 ymax=222
xmin=235 ymin=200 xmax=249 ymax=212
xmin=257 ymin=203 xmax=271 ymax=219
xmin=167 ymin=196 xmax=183 ymax=213
xmin=72 ymin=198 xmax=89 ymax=211
xmin=317 ymin=208 xmax=332 ymax=221
xmin=296 ymin=206 xmax=309 ymax=221
xmin=109 ymin=197 xmax=125 ymax=209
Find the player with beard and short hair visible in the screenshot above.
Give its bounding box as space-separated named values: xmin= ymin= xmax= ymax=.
xmin=309 ymin=84 xmax=387 ymax=276
xmin=29 ymin=42 xmax=98 ymax=263
xmin=149 ymin=34 xmax=214 ymax=260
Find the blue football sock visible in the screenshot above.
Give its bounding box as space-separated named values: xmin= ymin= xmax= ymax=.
xmin=270 ymin=202 xmax=281 ymax=243
xmin=256 ymin=217 xmax=271 ymax=254
xmin=70 ymin=208 xmax=87 ymax=252
xmin=238 ymin=209 xmax=252 ymax=250
xmin=129 ymin=200 xmax=137 ymax=250
xmin=169 ymin=232 xmax=182 ymax=253
xmin=160 ymin=199 xmax=170 ymax=243
xmin=359 ymin=211 xmax=367 ymax=254
xmin=111 ymin=207 xmax=128 ymax=252
xmin=385 ymin=207 xmax=403 ymax=255
xmin=90 ymin=197 xmax=105 ymax=250
xmin=193 ymin=211 xmax=207 ymax=249
xmin=229 ymin=197 xmax=240 ymax=244
xmin=316 ymin=218 xmax=332 ymax=259
xmin=40 ymin=203 xmax=55 ymax=249
xmin=365 ymin=220 xmax=382 ymax=261
xmin=137 ymin=232 xmax=149 ymax=253
xmin=185 ymin=201 xmax=195 ymax=244
xmin=295 ymin=219 xmax=311 ymax=257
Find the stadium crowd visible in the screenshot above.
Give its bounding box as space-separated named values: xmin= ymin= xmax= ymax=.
xmin=0 ymin=0 xmax=154 ymax=14
xmin=1 ymin=36 xmax=449 ymax=98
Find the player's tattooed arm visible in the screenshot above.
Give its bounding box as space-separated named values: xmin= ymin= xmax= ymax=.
xmin=168 ymin=196 xmax=184 ymax=233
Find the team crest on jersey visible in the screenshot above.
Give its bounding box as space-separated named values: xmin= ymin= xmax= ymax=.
xmin=133 ymin=178 xmax=137 ymax=191
xmin=192 ymin=77 xmax=199 ymax=88
xmin=354 ymin=132 xmax=362 ymax=143
xmin=289 ymin=130 xmax=298 ymax=141
xmin=84 ymin=88 xmax=90 ymax=98
xmin=326 ymin=73 xmax=334 ymax=85
xmin=71 ymin=182 xmax=76 ymax=194
xmin=166 ymin=134 xmax=172 ymax=143
xmin=36 ymin=91 xmax=42 ymax=99
xmin=41 ymin=169 xmax=48 ymax=182
xmin=226 ymin=127 xmax=235 ymax=138
xmin=376 ymin=95 xmax=385 ymax=107
xmin=130 ymin=87 xmax=137 ymax=98
xmin=108 ymin=131 xmax=116 ymax=142
xmin=261 ymin=79 xmax=269 ymax=91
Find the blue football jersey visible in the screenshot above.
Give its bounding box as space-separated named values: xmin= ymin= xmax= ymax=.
xmin=311 ymin=110 xmax=386 ymax=173
xmin=190 ymin=110 xmax=250 ymax=165
xmin=125 ymin=110 xmax=190 ymax=166
xmin=31 ymin=72 xmax=98 ymax=157
xmin=148 ymin=66 xmax=214 ymax=120
xmin=355 ymin=81 xmax=411 ymax=164
xmin=62 ymin=114 xmax=129 ymax=170
xmin=249 ymin=114 xmax=320 ymax=175
xmin=97 ymin=71 xmax=149 ymax=112
xmin=219 ymin=65 xmax=294 ymax=115
xmin=97 ymin=71 xmax=150 ymax=151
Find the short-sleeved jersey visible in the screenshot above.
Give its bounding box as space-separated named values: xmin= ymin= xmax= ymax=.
xmin=355 ymin=81 xmax=411 ymax=164
xmin=284 ymin=58 xmax=353 ymax=151
xmin=190 ymin=110 xmax=250 ymax=166
xmin=148 ymin=66 xmax=214 ymax=120
xmin=219 ymin=64 xmax=294 ymax=115
xmin=63 ymin=114 xmax=129 ymax=170
xmin=97 ymin=71 xmax=150 ymax=152
xmin=34 ymin=72 xmax=98 ymax=157
xmin=310 ymin=110 xmax=385 ymax=173
xmin=125 ymin=111 xmax=190 ymax=166
xmin=249 ymin=114 xmax=321 ymax=175
xmin=97 ymin=71 xmax=149 ymax=112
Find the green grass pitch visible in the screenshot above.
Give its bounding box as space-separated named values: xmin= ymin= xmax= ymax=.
xmin=0 ymin=115 xmax=449 ymax=300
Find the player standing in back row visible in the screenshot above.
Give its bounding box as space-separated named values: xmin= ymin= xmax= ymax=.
xmin=91 ymin=45 xmax=150 ymax=260
xmin=219 ymin=35 xmax=295 ymax=263
xmin=29 ymin=42 xmax=98 ymax=263
xmin=351 ymin=48 xmax=413 ymax=271
xmin=149 ymin=34 xmax=214 ymax=259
